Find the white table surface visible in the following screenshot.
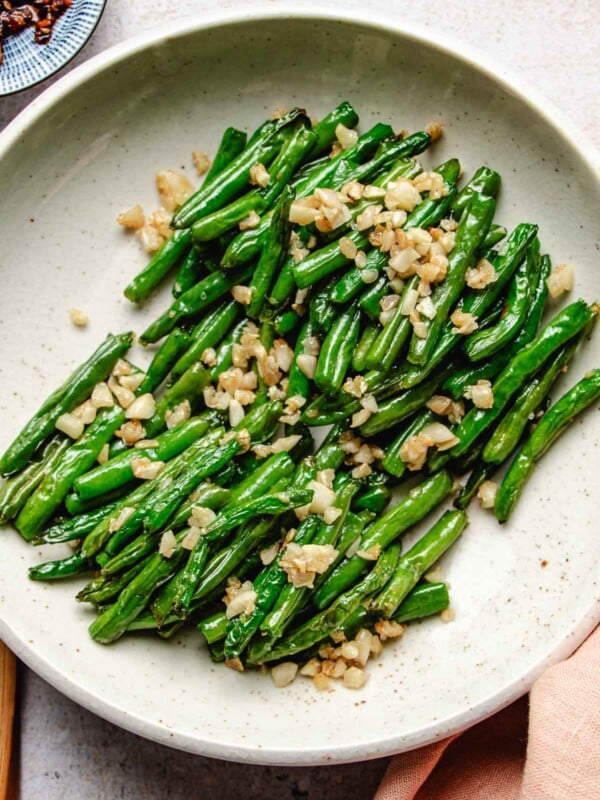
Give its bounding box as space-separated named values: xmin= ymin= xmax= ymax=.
xmin=2 ymin=1 xmax=598 ymax=797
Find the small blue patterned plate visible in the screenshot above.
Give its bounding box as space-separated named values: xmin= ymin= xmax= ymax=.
xmin=0 ymin=0 xmax=105 ymax=96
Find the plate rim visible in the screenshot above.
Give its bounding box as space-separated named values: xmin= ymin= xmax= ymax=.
xmin=0 ymin=2 xmax=599 ymax=766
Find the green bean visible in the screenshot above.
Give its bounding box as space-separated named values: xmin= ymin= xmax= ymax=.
xmin=172 ymin=247 xmax=208 ymax=298
xmin=159 ymin=473 xmax=233 ymax=529
xmin=145 ymin=362 xmax=212 ymax=438
xmin=100 ymin=479 xmax=233 ymax=577
xmin=352 ymin=160 xmax=460 ymax=358
xmin=139 ymin=328 xmax=192 ymax=393
xmin=286 ymin=424 xmax=315 ymax=462
xmin=73 ymin=414 xmax=215 ymax=500
xmin=16 ymin=406 xmax=125 ymax=540
xmin=192 ymin=517 xmax=279 ymax=604
xmin=481 ymin=224 xmax=507 ymax=250
xmin=97 ymin=428 xmax=226 ymax=558
xmin=35 ymin=339 xmax=121 ymax=419
xmin=0 ymin=460 xmax=48 ymax=524
xmin=314 ymin=302 xmax=361 ymax=396
xmin=0 ymin=332 xmax=133 ymax=476
xmin=210 ymin=319 xmax=249 ymax=382
xmin=445 ymin=434 xmax=487 ymax=477
xmin=229 ymin=451 xmax=298 ymax=505
xmin=372 ymin=509 xmax=467 ymax=617
xmin=274 ymin=309 xmax=302 ymax=337
xmin=292 ymin=122 xmax=394 ymax=197
xmin=204 ymin=488 xmax=313 ymax=547
xmin=352 ymin=322 xmax=380 ymax=373
xmin=0 ymin=438 xmax=69 ymax=524
xmin=464 ymin=244 xmax=536 ymax=362
xmin=252 ymin=321 xmax=275 ymax=406
xmin=330 ymin=249 xmax=387 ymax=306
xmin=139 ymin=264 xmax=253 ymax=344
xmin=343 ymin=581 xmax=450 ymax=635
xmin=399 ymin=224 xmax=540 ymax=391
xmin=392 ymin=581 xmax=450 ymax=622
xmin=453 ymin=459 xmax=497 ymax=511
xmin=359 ymin=361 xmax=457 ymax=436
xmin=191 ymin=189 xmax=268 ymax=244
xmin=292 ymin=153 xmax=329 ymax=183
xmin=124 ymin=229 xmax=192 ymax=303
xmin=223 ymin=514 xmax=324 ymax=660
xmin=397 ymin=157 xmax=460 ymax=228
xmin=171 ymin=300 xmax=242 ymax=378
xmin=220 ymin=122 xmax=394 ymax=271
xmin=300 ymin=392 xmax=357 ymax=426
xmin=66 ymin=485 xmax=132 ymax=517
xmin=363 ymin=277 xmax=418 ymax=371
xmin=502 ymin=249 xmax=550 ymax=353
xmin=258 ymin=480 xmax=357 ymax=641
xmin=449 ymin=300 xmax=595 ymax=459
xmin=352 ymin=478 xmax=391 ymax=514
xmin=246 ymin=186 xmax=294 ymax=318
xmin=308 ymin=101 xmax=359 ymax=158
xmin=257 ymin=545 xmax=401 ymax=663
xmin=220 ymin=217 xmax=272 ymax=271
xmin=157 ymin=619 xmax=186 ymax=640
xmin=345 ymin=154 xmax=453 ymax=298
xmin=314 ymin=470 xmax=454 ymax=609
xmin=38 ymin=502 xmax=120 ymax=544
xmin=172 ymin=108 xmax=305 ymax=228
xmin=452 ymin=166 xmax=501 ymax=218
xmin=198 ymin=609 xmax=229 ymax=644
xmin=443 ymin=361 xmax=504 ymax=402
xmin=287 ymin=321 xmax=313 ymax=402
xmin=495 ymin=369 xmax=600 ymax=522
xmin=358 ymin=277 xmax=389 ymax=321
xmin=152 ymin=537 xmax=211 ymax=624
xmin=309 ymin=350 xmax=456 ymax=424
xmin=202 ymin=127 xmax=248 ymax=186
xmin=293 ymin=231 xmax=370 ymax=289
xmin=78 ymin=560 xmax=149 ymax=607
xmin=261 ymin=124 xmax=317 ymax=206
xmin=267 ymin=259 xmax=296 ymax=310
xmin=89 ymin=531 xmax=188 ymax=643
xmin=141 ymin=402 xmax=283 ymax=539
xmin=314 ymin=511 xmax=372 ymax=592
xmin=343 ymin=132 xmax=432 ymax=185
xmin=310 ymin=423 xmax=347 ymax=473
xmin=320 ymin=157 xmax=423 ymax=246
xmin=407 ymin=193 xmax=496 ymax=365
xmin=326 ymin=158 xmax=457 ymax=304
xmin=80 ymin=472 xmax=160 ymax=558
xmin=308 ymin=275 xmax=342 ymax=335
xmin=29 ymin=552 xmax=93 ymax=582
xmin=380 ymin=409 xmax=436 ymax=478
xmin=445 ymin=249 xmax=550 ymax=401
xmin=483 ymin=330 xmax=585 ymax=465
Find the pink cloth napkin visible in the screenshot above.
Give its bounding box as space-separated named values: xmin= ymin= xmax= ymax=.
xmin=375 ymin=626 xmax=599 ymax=800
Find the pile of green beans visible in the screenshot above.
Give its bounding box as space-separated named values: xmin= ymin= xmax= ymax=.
xmin=1 ymin=101 xmax=598 ymax=688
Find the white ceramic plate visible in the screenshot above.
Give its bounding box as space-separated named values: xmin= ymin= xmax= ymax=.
xmin=0 ymin=6 xmax=598 ymax=766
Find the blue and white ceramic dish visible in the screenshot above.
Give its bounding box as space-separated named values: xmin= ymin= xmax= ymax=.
xmin=0 ymin=0 xmax=105 ymax=96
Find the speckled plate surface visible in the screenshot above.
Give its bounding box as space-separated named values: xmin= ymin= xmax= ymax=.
xmin=0 ymin=0 xmax=105 ymax=96
xmin=0 ymin=6 xmax=598 ymax=766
